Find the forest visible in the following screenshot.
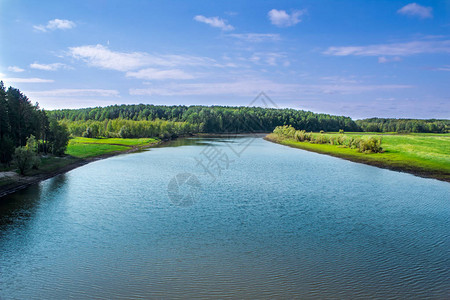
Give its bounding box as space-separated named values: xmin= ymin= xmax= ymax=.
xmin=1 ymin=82 xmax=449 ymax=168
xmin=0 ymin=82 xmax=69 ymax=168
xmin=49 ymin=104 xmax=361 ymax=135
xmin=356 ymin=118 xmax=449 ymax=133
xmin=50 ymin=104 xmax=449 ymax=136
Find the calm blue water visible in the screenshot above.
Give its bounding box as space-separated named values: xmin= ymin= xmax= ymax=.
xmin=0 ymin=136 xmax=449 ymax=299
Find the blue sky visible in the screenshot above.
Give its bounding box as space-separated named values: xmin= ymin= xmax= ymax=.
xmin=1 ymin=0 xmax=449 ymax=119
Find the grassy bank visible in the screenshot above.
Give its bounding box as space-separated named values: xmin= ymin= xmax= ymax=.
xmin=266 ymin=132 xmax=450 ymax=182
xmin=66 ymin=137 xmax=159 ymax=158
xmin=1 ymin=137 xmax=160 ymax=197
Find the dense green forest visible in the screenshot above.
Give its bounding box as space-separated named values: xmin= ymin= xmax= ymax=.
xmin=356 ymin=118 xmax=449 ymax=133
xmin=0 ymin=82 xmax=69 ymax=166
xmin=61 ymin=119 xmax=200 ymax=139
xmin=50 ymin=104 xmax=449 ymax=138
xmin=49 ymin=104 xmax=361 ymax=136
xmin=1 ymin=82 xmax=448 ymax=166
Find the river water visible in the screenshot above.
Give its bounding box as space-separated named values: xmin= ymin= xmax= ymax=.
xmin=0 ymin=136 xmax=449 ymax=299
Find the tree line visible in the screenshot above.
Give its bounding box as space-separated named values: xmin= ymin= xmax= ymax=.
xmin=356 ymin=118 xmax=449 ymax=133
xmin=50 ymin=104 xmax=449 ymax=134
xmin=2 ymin=81 xmax=448 ymax=169
xmin=0 ymin=82 xmax=69 ymax=166
xmin=61 ymin=119 xmax=201 ymax=139
xmin=49 ymin=104 xmax=361 ymax=133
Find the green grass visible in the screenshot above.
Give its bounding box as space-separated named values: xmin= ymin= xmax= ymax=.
xmin=70 ymin=137 xmax=158 ymax=146
xmin=0 ymin=177 xmax=16 ymax=187
xmin=266 ymin=132 xmax=450 ymax=181
xmin=66 ymin=137 xmax=159 ymax=158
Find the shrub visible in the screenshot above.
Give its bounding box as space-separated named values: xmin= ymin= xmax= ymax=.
xmin=273 ymin=125 xmax=296 ymax=139
xmin=82 ymin=127 xmax=93 ymax=138
xmin=294 ymin=130 xmax=307 ymax=142
xmin=119 ymin=126 xmax=131 ymax=138
xmin=13 ymin=135 xmax=40 ymax=175
xmin=358 ymin=136 xmax=382 ymax=153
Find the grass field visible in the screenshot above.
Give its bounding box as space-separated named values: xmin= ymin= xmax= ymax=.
xmin=0 ymin=137 xmax=160 ymax=191
xmin=266 ymin=132 xmax=450 ymax=181
xmin=66 ymin=137 xmax=159 ymax=158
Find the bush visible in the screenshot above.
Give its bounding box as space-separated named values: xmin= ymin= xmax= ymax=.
xmin=119 ymin=126 xmax=131 ymax=138
xmin=358 ymin=136 xmax=382 ymax=153
xmin=273 ymin=126 xmax=383 ymax=153
xmin=13 ymin=135 xmax=40 ymax=175
xmin=273 ymin=125 xmax=296 ymax=139
xmin=82 ymin=127 xmax=93 ymax=138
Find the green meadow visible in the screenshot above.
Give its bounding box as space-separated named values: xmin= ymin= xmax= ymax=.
xmin=266 ymin=132 xmax=450 ymax=181
xmin=0 ymin=137 xmax=159 ymax=189
xmin=66 ymin=137 xmax=159 ymax=158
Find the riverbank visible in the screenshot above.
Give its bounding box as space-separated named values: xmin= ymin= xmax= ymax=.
xmin=265 ymin=133 xmax=450 ymax=182
xmin=0 ymin=137 xmax=163 ymax=198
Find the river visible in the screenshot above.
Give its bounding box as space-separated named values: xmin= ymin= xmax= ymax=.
xmin=0 ymin=136 xmax=449 ymax=298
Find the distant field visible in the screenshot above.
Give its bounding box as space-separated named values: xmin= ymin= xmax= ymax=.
xmin=66 ymin=137 xmax=159 ymax=158
xmin=266 ymin=132 xmax=450 ymax=181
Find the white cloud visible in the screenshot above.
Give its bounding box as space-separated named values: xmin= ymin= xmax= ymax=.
xmin=324 ymin=40 xmax=450 ymax=56
xmin=30 ymin=62 xmax=68 ymax=71
xmin=436 ymin=65 xmax=450 ymax=71
xmin=250 ymin=52 xmax=289 ymax=66
xmin=194 ymin=15 xmax=234 ymax=31
xmin=268 ymin=9 xmax=305 ymax=27
xmin=378 ymin=56 xmax=402 ymax=63
xmin=68 ymin=44 xmax=216 ymax=72
xmin=126 ymin=68 xmax=194 ymax=80
xmin=27 ymin=89 xmax=119 ymax=97
xmin=130 ymin=80 xmax=411 ymax=97
xmin=69 ymin=44 xmax=147 ymax=71
xmin=227 ymin=33 xmax=281 ymax=42
xmin=33 ymin=19 xmax=76 ymax=32
xmin=8 ymin=66 xmax=25 ymax=72
xmin=4 ymin=77 xmax=54 ymax=83
xmin=320 ymin=76 xmax=359 ymax=84
xmin=225 ymin=11 xmax=238 ymax=17
xmin=398 ymin=3 xmax=433 ymax=19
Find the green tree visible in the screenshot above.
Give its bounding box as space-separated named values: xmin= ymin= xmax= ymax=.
xmin=14 ymin=135 xmax=40 ymax=175
xmin=48 ymin=117 xmax=70 ymax=156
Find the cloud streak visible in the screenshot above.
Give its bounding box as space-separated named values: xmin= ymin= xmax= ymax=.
xmin=130 ymin=80 xmax=411 ymax=97
xmin=324 ymin=39 xmax=450 ymax=56
xmin=378 ymin=56 xmax=402 ymax=63
xmin=30 ymin=62 xmax=69 ymax=71
xmin=34 ymin=19 xmax=76 ymax=32
xmin=397 ymin=3 xmax=433 ymax=19
xmin=249 ymin=52 xmax=289 ymax=66
xmin=194 ymin=15 xmax=234 ymax=31
xmin=268 ymin=9 xmax=305 ymax=27
xmin=227 ymin=33 xmax=281 ymax=42
xmin=7 ymin=66 xmax=24 ymax=72
xmin=126 ymin=68 xmax=194 ymax=80
xmin=4 ymin=77 xmax=54 ymax=83
xmin=27 ymin=89 xmax=119 ymax=97
xmin=68 ymin=44 xmax=217 ymax=72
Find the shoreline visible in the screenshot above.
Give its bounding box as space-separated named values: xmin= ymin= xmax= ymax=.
xmin=264 ymin=134 xmax=450 ymax=183
xmin=0 ymin=139 xmax=164 ymax=199
xmin=2 ymin=133 xmax=448 ymax=199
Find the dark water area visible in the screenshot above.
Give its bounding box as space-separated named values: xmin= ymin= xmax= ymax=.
xmin=0 ymin=136 xmax=449 ymax=299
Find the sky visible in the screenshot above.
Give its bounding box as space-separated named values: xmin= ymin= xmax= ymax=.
xmin=0 ymin=0 xmax=449 ymax=119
